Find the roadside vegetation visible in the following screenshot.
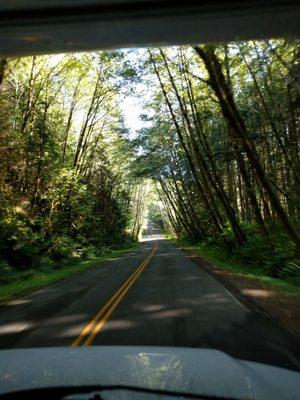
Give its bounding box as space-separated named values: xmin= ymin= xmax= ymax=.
xmin=0 ymin=53 xmax=148 ymax=292
xmin=0 ymin=39 xmax=299 ymax=296
xmin=167 ymin=235 xmax=300 ymax=297
xmin=0 ymin=242 xmax=139 ymax=303
xmin=134 ymin=40 xmax=300 ymax=282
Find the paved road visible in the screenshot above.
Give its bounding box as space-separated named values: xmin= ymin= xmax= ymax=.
xmin=1 ymin=231 xmax=300 ymax=371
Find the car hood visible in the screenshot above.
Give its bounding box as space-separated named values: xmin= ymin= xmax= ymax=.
xmin=0 ymin=346 xmax=299 ymax=399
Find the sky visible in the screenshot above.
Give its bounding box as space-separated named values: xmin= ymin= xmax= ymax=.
xmin=120 ymin=80 xmax=153 ymax=138
xmin=49 ymin=50 xmax=152 ymax=138
xmin=120 ymin=95 xmax=146 ymax=135
xmin=119 ymin=49 xmax=151 ymax=138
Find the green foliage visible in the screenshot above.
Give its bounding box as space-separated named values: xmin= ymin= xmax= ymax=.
xmin=0 ymin=211 xmax=40 ymax=271
xmin=0 ymin=242 xmax=140 ymax=303
xmin=187 ymin=227 xmax=298 ymax=281
xmin=195 ymin=221 xmax=298 ymax=279
xmin=234 ymin=235 xmax=293 ymax=277
xmin=0 ymin=51 xmax=140 ymax=285
xmin=0 ymin=260 xmax=14 ymax=283
xmin=141 ymin=40 xmax=299 ymax=280
xmin=1 ymin=39 xmax=299 ymax=294
xmin=48 ymin=236 xmax=80 ymax=263
xmin=170 ymin=237 xmax=300 ymax=297
xmin=279 ymin=260 xmax=300 ymax=281
xmin=148 ymin=201 xmax=164 ymax=228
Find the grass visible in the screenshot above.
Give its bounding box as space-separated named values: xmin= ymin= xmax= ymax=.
xmin=0 ymin=242 xmax=140 ymax=304
xmin=167 ymin=235 xmax=300 ymax=298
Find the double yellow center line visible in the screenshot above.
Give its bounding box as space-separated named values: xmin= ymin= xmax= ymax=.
xmin=71 ymin=243 xmax=157 ymax=347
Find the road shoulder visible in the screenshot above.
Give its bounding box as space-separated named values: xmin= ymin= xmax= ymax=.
xmin=173 ymin=242 xmax=300 ymax=338
xmin=0 ymin=243 xmax=140 ymax=305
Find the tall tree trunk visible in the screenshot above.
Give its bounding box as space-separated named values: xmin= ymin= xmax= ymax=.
xmin=149 ymin=50 xmax=223 ymax=236
xmin=62 ymin=78 xmax=81 ymax=162
xmin=194 ymin=45 xmax=300 ymax=255
xmin=160 ymin=49 xmax=246 ymax=245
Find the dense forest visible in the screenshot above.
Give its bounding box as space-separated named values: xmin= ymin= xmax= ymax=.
xmin=0 ymin=52 xmax=148 ymax=282
xmin=135 ymin=39 xmax=299 ymax=279
xmin=0 ymin=39 xmax=299 ymax=284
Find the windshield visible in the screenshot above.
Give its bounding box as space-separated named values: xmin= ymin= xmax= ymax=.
xmin=0 ymin=7 xmax=299 ymax=398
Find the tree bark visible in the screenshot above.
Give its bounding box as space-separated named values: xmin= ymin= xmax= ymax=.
xmin=194 ymin=45 xmax=300 ymax=255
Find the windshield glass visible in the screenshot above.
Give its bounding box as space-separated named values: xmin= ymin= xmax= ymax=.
xmin=0 ymin=21 xmax=299 ymax=399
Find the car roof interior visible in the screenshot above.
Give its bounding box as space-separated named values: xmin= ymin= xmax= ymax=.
xmin=0 ymin=0 xmax=299 ymax=57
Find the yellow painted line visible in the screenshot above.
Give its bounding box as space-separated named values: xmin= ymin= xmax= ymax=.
xmin=71 ymin=243 xmax=157 ymax=347
xmin=83 ymin=243 xmax=157 ymax=346
xmin=71 ymin=248 xmax=154 ymax=347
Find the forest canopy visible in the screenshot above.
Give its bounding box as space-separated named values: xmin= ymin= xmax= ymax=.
xmin=0 ymin=38 xmax=299 ymax=284
xmin=0 ymin=52 xmax=149 ymax=281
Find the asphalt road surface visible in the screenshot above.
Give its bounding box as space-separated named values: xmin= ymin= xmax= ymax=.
xmin=1 ymin=228 xmax=300 ymax=371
